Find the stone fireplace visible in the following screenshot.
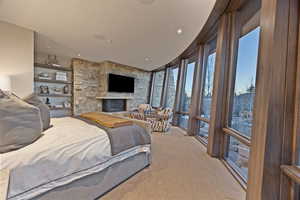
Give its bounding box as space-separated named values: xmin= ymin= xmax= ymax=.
xmin=96 ymin=96 xmax=133 ymax=112
xmin=72 ymin=59 xmax=151 ymax=115
xmin=102 ymin=99 xmax=126 ymax=112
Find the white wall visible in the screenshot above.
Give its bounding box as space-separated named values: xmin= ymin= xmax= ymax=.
xmin=0 ymin=21 xmax=34 ymax=97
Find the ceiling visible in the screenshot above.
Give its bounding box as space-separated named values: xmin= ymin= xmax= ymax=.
xmin=0 ymin=0 xmax=216 ymax=71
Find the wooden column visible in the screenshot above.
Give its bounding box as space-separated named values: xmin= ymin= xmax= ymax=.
xmin=187 ymin=45 xmax=205 ymax=135
xmin=247 ymin=0 xmax=298 ymax=199
xmin=207 ymin=14 xmax=231 ymax=157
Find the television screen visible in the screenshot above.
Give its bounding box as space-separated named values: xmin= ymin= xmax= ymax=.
xmin=108 ymin=74 xmax=135 ymax=93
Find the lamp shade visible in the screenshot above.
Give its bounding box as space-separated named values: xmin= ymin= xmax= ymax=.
xmin=0 ymin=75 xmax=11 ymax=91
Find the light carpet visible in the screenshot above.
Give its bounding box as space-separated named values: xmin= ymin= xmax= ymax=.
xmin=101 ymin=127 xmax=246 ymax=200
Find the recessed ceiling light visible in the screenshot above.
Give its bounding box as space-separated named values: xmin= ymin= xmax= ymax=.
xmin=77 ymin=53 xmax=81 ymax=57
xmin=47 ymin=46 xmax=51 ymax=49
xmin=107 ymin=39 xmax=112 ymax=44
xmin=177 ymin=28 xmax=183 ymax=35
xmin=145 ymin=57 xmax=150 ymax=61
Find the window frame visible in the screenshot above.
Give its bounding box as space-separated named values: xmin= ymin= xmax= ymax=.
xmin=280 ymin=15 xmax=300 ymax=199
xmin=221 ymin=6 xmax=261 ymax=187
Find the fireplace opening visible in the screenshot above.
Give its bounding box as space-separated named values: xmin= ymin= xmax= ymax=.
xmin=102 ymin=99 xmax=126 ymax=112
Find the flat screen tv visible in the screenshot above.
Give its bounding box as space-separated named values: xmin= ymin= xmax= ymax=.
xmin=108 ymin=74 xmax=135 ymax=93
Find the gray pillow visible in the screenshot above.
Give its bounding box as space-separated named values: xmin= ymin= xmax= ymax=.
xmin=0 ymin=91 xmax=43 ymax=153
xmin=23 ymin=94 xmax=50 ymax=130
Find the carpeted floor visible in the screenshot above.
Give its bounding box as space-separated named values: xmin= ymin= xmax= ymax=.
xmin=101 ymin=127 xmax=246 ymax=200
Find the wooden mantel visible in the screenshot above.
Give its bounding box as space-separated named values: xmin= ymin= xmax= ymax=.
xmin=96 ymin=96 xmax=134 ymax=100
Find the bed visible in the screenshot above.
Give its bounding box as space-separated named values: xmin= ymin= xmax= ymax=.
xmin=0 ymin=116 xmax=151 ymax=200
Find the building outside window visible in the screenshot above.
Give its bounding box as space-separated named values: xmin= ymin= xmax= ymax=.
xmin=224 ymin=26 xmax=260 ymax=181
xmin=178 ymin=61 xmax=195 ymax=129
xmin=196 ymin=48 xmax=216 ymax=144
xmin=165 ymin=67 xmax=179 ymax=109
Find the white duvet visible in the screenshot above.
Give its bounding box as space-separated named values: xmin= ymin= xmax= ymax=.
xmin=0 ymin=117 xmax=150 ymax=200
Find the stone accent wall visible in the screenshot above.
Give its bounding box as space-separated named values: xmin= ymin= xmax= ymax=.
xmin=73 ymin=59 xmax=104 ymax=115
xmin=73 ymin=59 xmax=151 ymax=115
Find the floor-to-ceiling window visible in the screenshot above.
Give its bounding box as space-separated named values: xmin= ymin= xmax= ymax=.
xmin=223 ymin=22 xmax=260 ymax=183
xmin=151 ymin=70 xmax=165 ymax=107
xmin=165 ymin=66 xmax=179 ymax=109
xmin=177 ymin=60 xmax=196 ymax=129
xmin=196 ymin=40 xmax=216 ymax=144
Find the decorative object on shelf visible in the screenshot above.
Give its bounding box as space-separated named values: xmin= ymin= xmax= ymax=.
xmin=45 ymin=98 xmax=51 ymax=107
xmin=38 ymin=72 xmax=51 ymax=80
xmin=64 ymin=101 xmax=71 ymax=108
xmin=54 ymin=104 xmax=64 ymax=109
xmin=34 ymin=62 xmax=73 ymax=117
xmin=40 ymin=85 xmax=49 ymax=94
xmin=45 ymin=55 xmax=61 ymax=67
xmin=55 ymin=71 xmax=67 ymax=81
xmin=52 ymin=87 xmax=63 ymax=94
xmin=63 ymin=85 xmax=69 ymax=94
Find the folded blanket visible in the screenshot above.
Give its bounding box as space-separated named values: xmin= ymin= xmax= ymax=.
xmin=80 ymin=112 xmax=133 ymax=128
xmin=75 ymin=116 xmax=151 ymax=155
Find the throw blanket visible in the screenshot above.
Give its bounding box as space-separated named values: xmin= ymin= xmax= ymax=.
xmin=80 ymin=112 xmax=133 ymax=128
xmin=76 ymin=116 xmax=151 ymax=155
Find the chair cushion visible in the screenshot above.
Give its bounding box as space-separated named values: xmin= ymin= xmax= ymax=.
xmin=0 ymin=91 xmax=43 ymax=153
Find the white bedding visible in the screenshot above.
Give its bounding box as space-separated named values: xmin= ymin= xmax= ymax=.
xmin=0 ymin=117 xmax=150 ymax=200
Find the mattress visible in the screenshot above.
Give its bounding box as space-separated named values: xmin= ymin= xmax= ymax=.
xmin=0 ymin=117 xmax=151 ymax=200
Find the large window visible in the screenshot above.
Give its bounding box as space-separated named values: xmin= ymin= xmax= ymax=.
xmin=224 ymin=26 xmax=260 ymax=182
xmin=180 ymin=62 xmax=195 ymax=112
xmin=165 ymin=67 xmax=179 ymax=108
xmin=228 ymin=27 xmax=260 ymax=138
xmin=177 ymin=60 xmax=196 ymax=130
xmin=151 ymin=70 xmax=165 ymax=107
xmin=201 ymin=52 xmax=216 ymax=119
xmin=196 ymin=39 xmax=217 ymax=144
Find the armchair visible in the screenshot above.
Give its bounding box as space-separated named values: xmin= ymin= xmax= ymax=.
xmin=129 ymin=104 xmax=173 ymax=132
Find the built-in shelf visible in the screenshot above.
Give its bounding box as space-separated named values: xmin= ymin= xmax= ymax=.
xmin=34 ymin=63 xmax=72 ymax=72
xmin=96 ymin=96 xmax=134 ymax=100
xmin=34 ymin=78 xmax=72 ymax=84
xmin=34 ymin=62 xmax=73 ymax=118
xmin=38 ymin=94 xmax=72 ymax=98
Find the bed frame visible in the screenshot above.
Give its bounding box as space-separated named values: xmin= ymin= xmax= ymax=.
xmin=32 ymin=152 xmax=151 ymax=200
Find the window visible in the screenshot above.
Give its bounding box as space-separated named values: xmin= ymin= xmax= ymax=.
xmin=196 ymin=121 xmax=210 ymax=140
xmin=228 ymin=27 xmax=260 ymax=138
xmin=196 ymin=39 xmax=217 ymax=144
xmin=201 ymin=52 xmax=216 ymax=119
xmin=223 ymin=25 xmax=260 ymax=182
xmin=225 ymin=136 xmax=249 ymax=180
xmin=165 ymin=67 xmax=179 ymax=108
xmin=176 ymin=61 xmax=196 ymax=129
xmin=178 ymin=114 xmax=189 ymax=130
xmin=151 ymin=70 xmax=165 ymax=107
xmin=180 ymin=62 xmax=195 ymax=112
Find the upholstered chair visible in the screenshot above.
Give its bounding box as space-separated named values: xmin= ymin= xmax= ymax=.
xmin=146 ymin=108 xmax=173 ymax=132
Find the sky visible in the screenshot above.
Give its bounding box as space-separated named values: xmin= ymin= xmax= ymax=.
xmin=182 ymin=27 xmax=260 ymax=97
xmin=235 ymin=27 xmax=260 ymax=94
